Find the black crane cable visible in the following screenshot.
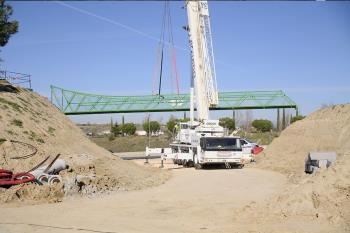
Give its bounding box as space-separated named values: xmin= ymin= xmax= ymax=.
xmin=26 ymin=155 xmax=50 ymax=173
xmin=158 ymin=48 xmax=164 ymax=96
xmin=156 ymin=1 xmax=168 ymax=96
xmin=9 ymin=140 xmax=38 ymax=160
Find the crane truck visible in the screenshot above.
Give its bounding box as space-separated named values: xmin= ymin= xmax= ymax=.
xmin=146 ymin=0 xmax=245 ymax=169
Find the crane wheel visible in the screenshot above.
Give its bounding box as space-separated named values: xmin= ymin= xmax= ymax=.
xmin=194 ymin=163 xmax=202 ymax=169
xmin=193 ymin=154 xmax=202 ymax=169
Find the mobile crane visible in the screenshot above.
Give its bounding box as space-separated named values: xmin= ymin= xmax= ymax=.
xmin=146 ymin=0 xmax=244 ymax=169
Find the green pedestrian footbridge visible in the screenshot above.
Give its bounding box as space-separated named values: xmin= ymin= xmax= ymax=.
xmin=50 ymin=85 xmax=298 ymax=115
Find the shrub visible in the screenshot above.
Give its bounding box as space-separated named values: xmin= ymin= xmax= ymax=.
xmin=48 ymin=126 xmax=55 ymax=134
xmin=11 ymin=119 xmax=23 ymax=127
xmin=167 ymin=117 xmax=178 ymax=133
xmin=36 ymin=138 xmax=45 ymax=143
xmin=252 ymin=119 xmax=273 ymax=132
xmin=143 ymin=121 xmax=160 ymax=134
xmin=219 ymin=117 xmax=235 ymax=131
xmin=120 ymin=123 xmax=136 ymax=136
xmin=166 ymin=117 xmax=190 ymax=133
xmin=111 ymin=124 xmax=120 ymax=137
xmin=0 ymin=97 xmax=22 ymax=112
xmin=291 ymin=115 xmax=305 ymax=123
xmin=108 ymin=134 xmax=115 ymax=141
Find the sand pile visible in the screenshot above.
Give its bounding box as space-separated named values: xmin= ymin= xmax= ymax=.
xmin=238 ymin=104 xmax=350 ymax=232
xmin=0 ymin=82 xmax=169 ymax=204
xmin=258 ymin=104 xmax=350 ymax=180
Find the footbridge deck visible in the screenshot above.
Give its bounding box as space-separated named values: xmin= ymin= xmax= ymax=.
xmin=50 ymin=85 xmax=297 ymax=115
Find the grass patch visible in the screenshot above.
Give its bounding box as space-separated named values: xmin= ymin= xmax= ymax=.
xmin=0 ymin=138 xmax=6 ymax=145
xmin=1 ymin=105 xmax=9 ymax=110
xmin=0 ymin=97 xmax=22 ymax=113
xmin=17 ymin=97 xmax=31 ymax=106
xmin=30 ymin=131 xmax=37 ymax=139
xmin=36 ymin=138 xmax=45 ymax=143
xmin=28 ymin=131 xmax=44 ymax=143
xmin=30 ymin=117 xmax=40 ymax=123
xmin=40 ymin=101 xmax=49 ymax=107
xmin=91 ymin=134 xmax=172 ymax=153
xmin=6 ymin=130 xmax=15 ymax=135
xmin=47 ymin=126 xmax=56 ymax=135
xmin=11 ymin=119 xmax=23 ymax=128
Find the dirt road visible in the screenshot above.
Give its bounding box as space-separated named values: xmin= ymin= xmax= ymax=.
xmin=0 ymin=161 xmax=286 ymax=233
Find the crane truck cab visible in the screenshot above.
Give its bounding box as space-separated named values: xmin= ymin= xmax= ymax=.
xmin=194 ymin=135 xmax=243 ymax=169
xmin=169 ymin=120 xmax=244 ymax=169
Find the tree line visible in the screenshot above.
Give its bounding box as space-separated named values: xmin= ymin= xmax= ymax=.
xmin=109 ymin=113 xmax=305 ymax=140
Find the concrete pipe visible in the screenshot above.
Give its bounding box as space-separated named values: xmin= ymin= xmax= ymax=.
xmin=30 ymin=159 xmax=67 ymax=179
xmin=38 ymin=174 xmax=49 ymax=184
xmin=48 ymin=175 xmax=62 ymax=185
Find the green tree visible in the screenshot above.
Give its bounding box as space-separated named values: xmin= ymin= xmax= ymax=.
xmin=120 ymin=123 xmax=136 ymax=136
xmin=167 ymin=116 xmax=178 ymax=133
xmin=111 ymin=123 xmax=120 ymax=136
xmin=291 ymin=115 xmax=305 ymax=123
xmin=0 ymin=0 xmax=18 ymax=49
xmin=166 ymin=117 xmax=191 ymax=133
xmin=252 ymin=119 xmax=273 ymax=132
xmin=219 ymin=117 xmax=235 ymax=131
xmin=143 ymin=120 xmax=160 ymax=134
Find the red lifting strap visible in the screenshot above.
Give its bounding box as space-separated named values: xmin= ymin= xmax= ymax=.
xmin=0 ymin=170 xmax=35 ymax=187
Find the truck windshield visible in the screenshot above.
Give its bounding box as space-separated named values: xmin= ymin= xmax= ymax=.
xmin=201 ymin=138 xmax=241 ymax=151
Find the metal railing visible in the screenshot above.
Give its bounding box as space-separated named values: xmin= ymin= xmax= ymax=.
xmin=50 ymin=85 xmax=298 ymax=115
xmin=0 ymin=70 xmax=32 ymax=89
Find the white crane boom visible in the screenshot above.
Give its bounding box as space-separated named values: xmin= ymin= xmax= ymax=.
xmin=146 ymin=1 xmax=246 ymax=170
xmin=186 ymin=0 xmax=218 ymax=121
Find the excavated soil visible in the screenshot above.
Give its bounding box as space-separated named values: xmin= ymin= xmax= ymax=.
xmin=237 ymin=104 xmax=350 ymax=232
xmin=0 ymin=82 xmax=169 ymax=204
xmin=258 ymin=104 xmax=350 ymax=180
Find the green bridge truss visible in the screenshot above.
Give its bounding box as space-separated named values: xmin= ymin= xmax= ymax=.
xmin=50 ymin=85 xmax=298 ymax=115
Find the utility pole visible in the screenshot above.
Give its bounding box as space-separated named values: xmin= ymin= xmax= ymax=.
xmin=282 ymin=108 xmax=286 ymax=130
xmin=148 ymin=114 xmax=151 ymax=147
xmin=277 ymin=109 xmax=280 ymax=132
xmin=232 ymin=109 xmax=236 ymax=130
xmin=145 ymin=113 xmax=151 ymax=165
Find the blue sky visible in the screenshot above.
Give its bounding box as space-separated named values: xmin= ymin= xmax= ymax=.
xmin=1 ymin=1 xmax=350 ymax=124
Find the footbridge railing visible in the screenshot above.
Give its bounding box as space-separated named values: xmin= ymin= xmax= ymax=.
xmin=50 ymin=85 xmax=298 ymax=115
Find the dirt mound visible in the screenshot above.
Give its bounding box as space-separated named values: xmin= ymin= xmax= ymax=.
xmin=0 ymin=82 xmax=169 ymax=204
xmin=240 ymin=104 xmax=350 ymax=232
xmin=258 ymin=104 xmax=350 ymax=180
